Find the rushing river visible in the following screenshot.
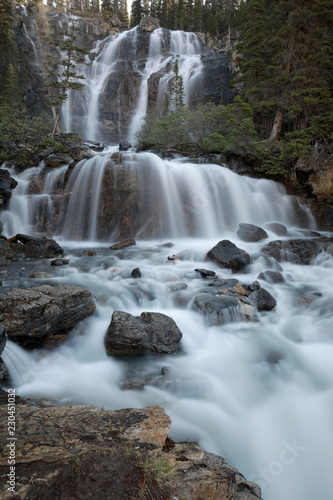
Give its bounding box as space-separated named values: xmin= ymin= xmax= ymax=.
xmin=2 ymin=149 xmax=333 ymax=500
xmin=2 ymin=10 xmax=333 ymax=499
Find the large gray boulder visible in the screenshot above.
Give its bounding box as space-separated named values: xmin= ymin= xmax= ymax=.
xmin=8 ymin=234 xmax=63 ymax=259
xmin=261 ymin=238 xmax=329 ymax=265
xmin=206 ymin=240 xmax=250 ymax=272
xmin=105 ymin=310 xmax=183 ymax=356
xmin=237 ymin=223 xmax=268 ymax=242
xmin=0 ymin=284 xmax=96 ymax=347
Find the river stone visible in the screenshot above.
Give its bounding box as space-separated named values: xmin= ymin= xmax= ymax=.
xmin=265 ymin=222 xmax=288 ymax=236
xmin=0 ymin=324 xmax=7 ymax=356
xmin=105 ymin=310 xmax=182 ymax=356
xmin=261 ymin=239 xmax=323 ymax=265
xmin=248 ymin=288 xmax=277 ymax=311
xmin=110 ymin=239 xmax=136 ymax=250
xmin=195 ymin=268 xmax=217 ymax=278
xmin=0 ymin=284 xmax=96 ymax=347
xmin=206 ymin=240 xmax=250 ymax=272
xmin=192 ymin=293 xmax=240 ymax=325
xmin=257 ymin=270 xmax=285 ymax=283
xmin=131 ymin=267 xmax=141 ymax=278
xmin=8 ymin=234 xmax=64 ymax=259
xmin=237 ymin=223 xmax=268 ymax=242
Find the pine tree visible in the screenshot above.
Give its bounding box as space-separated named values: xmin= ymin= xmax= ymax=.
xmin=170 ymin=58 xmax=185 ymax=109
xmin=130 ymin=0 xmax=143 ymax=27
xmin=101 ymin=0 xmax=113 ymax=19
xmin=45 ymin=20 xmax=89 ymax=137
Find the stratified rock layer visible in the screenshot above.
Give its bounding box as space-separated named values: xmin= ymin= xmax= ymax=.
xmin=0 ymin=284 xmax=96 ymax=347
xmin=105 ymin=310 xmax=183 ymax=356
xmin=0 ymin=396 xmax=262 ymax=500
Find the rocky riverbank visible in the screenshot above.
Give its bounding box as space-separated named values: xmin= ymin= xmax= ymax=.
xmin=0 ymin=392 xmax=262 ymax=500
xmin=0 ymin=185 xmax=332 ymax=499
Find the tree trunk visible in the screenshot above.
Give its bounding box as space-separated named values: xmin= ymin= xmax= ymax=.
xmin=51 ymin=105 xmax=62 ymax=138
xmin=268 ymin=108 xmax=284 ymax=141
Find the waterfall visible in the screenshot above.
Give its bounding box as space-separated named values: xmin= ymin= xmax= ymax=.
xmin=61 ymin=25 xmax=204 ymax=143
xmin=2 ymin=11 xmax=332 ymax=500
xmin=2 ymin=152 xmax=314 ymax=241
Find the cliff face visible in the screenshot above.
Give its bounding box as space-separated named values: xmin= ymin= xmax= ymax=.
xmin=15 ymin=7 xmax=234 ymax=142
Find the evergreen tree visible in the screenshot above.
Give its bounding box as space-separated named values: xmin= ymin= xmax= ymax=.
xmin=118 ymin=0 xmax=129 ymax=24
xmin=170 ymin=58 xmax=185 ymax=109
xmin=130 ymin=0 xmax=143 ymax=27
xmin=45 ymin=20 xmax=89 ymax=137
xmin=101 ymin=0 xmax=113 ymax=20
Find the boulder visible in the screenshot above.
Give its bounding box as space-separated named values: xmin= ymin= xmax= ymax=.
xmin=206 ymin=240 xmax=250 ymax=272
xmin=43 ymin=152 xmax=73 ymax=168
xmin=0 ymin=169 xmax=18 ymax=209
xmin=0 ymin=324 xmax=7 ymax=356
xmin=248 ymin=287 xmax=277 ymax=311
xmin=69 ymin=145 xmax=94 ymax=161
xmin=0 ymin=238 xmax=17 ymax=266
xmin=0 ymin=396 xmax=262 ymax=500
xmin=261 ymin=238 xmax=324 ymax=265
xmin=50 ymin=258 xmax=70 ymax=266
xmin=105 ymin=310 xmax=183 ymax=356
xmin=8 ymin=234 xmax=63 ymax=259
xmin=192 ymin=293 xmax=241 ymax=325
xmin=257 ymin=270 xmax=285 ymax=283
xmin=265 ymin=222 xmax=288 ymax=236
xmin=237 ymin=223 xmax=268 ymax=242
xmin=0 ymin=284 xmax=96 ymax=347
xmin=195 ymin=268 xmax=217 ymax=278
xmin=139 ymin=15 xmax=160 ymax=32
xmin=119 ymin=141 xmax=131 ymax=151
xmin=131 ymin=267 xmax=141 ymax=278
xmin=110 ymin=239 xmax=136 ymax=250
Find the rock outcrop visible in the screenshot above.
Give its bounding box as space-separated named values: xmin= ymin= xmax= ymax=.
xmin=0 ymin=284 xmax=96 ymax=347
xmin=0 ymin=170 xmax=18 ymax=210
xmin=0 ymin=325 xmax=6 ymax=356
xmin=105 ymin=310 xmax=183 ymax=356
xmin=0 ymin=395 xmax=262 ymax=500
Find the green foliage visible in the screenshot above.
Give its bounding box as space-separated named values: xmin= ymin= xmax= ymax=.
xmin=136 ymin=97 xmax=257 ymax=154
xmin=0 ymin=103 xmax=53 ymax=169
xmin=44 ymin=20 xmax=90 ymax=137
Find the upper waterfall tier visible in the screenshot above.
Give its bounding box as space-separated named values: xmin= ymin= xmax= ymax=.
xmin=59 ymin=25 xmax=232 ymax=143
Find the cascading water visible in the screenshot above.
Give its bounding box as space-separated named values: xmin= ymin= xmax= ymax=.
xmin=61 ymin=25 xmax=204 ymax=143
xmin=2 ymin=13 xmax=333 ymax=500
xmin=1 ymin=151 xmax=314 ymax=241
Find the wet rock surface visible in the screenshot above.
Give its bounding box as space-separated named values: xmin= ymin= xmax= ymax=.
xmin=105 ymin=310 xmax=183 ymax=356
xmin=237 ymin=223 xmax=268 ymax=242
xmin=7 ymin=234 xmax=64 ymax=259
xmin=207 ymin=240 xmax=251 ymax=272
xmin=261 ymin=237 xmax=333 ymax=265
xmin=0 ymin=169 xmax=18 ymax=209
xmin=0 ymin=394 xmax=262 ymax=500
xmin=0 ymin=325 xmax=6 ymax=356
xmin=0 ymin=284 xmax=96 ymax=347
